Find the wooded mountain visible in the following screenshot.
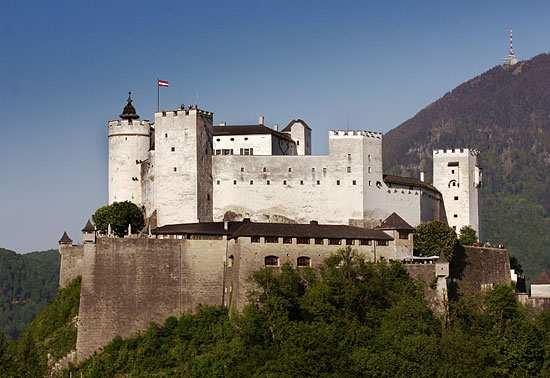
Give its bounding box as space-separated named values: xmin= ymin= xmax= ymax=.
xmin=383 ymin=53 xmax=550 ymax=278
xmin=0 ymin=248 xmax=59 ymax=339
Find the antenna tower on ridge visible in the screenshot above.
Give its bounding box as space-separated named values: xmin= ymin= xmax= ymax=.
xmin=503 ymin=28 xmax=518 ymax=66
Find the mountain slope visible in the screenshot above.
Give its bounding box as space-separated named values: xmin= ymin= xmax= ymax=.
xmin=0 ymin=248 xmax=60 ymax=338
xmin=383 ymin=53 xmax=550 ymax=277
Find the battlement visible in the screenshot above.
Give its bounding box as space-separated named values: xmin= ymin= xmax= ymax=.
xmin=108 ymin=119 xmax=151 ymax=137
xmin=329 ymin=130 xmax=383 ymax=138
xmin=433 ymin=148 xmax=477 ymax=157
xmin=154 ymin=105 xmax=214 ymax=119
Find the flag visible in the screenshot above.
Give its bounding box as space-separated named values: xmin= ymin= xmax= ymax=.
xmin=158 ymin=79 xmax=169 ymax=87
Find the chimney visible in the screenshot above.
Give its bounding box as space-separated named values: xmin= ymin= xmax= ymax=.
xmin=218 ymin=122 xmax=226 ymax=126
xmin=259 ymin=115 xmax=265 ymax=125
xmin=420 ymin=171 xmax=425 ymax=182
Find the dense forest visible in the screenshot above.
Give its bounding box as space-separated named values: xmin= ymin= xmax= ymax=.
xmin=1 ymin=249 xmax=547 ymax=377
xmin=0 ymin=248 xmax=60 ymax=338
xmin=383 ymin=53 xmax=550 ymax=278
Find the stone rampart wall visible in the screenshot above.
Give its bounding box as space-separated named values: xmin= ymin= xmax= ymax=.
xmin=59 ymin=245 xmax=84 ymax=288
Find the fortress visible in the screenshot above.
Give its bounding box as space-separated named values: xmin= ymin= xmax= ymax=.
xmin=109 ymin=93 xmax=481 ymax=232
xmin=58 ymin=94 xmax=492 ymax=361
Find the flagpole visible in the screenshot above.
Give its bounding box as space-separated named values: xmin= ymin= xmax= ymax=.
xmin=156 ymin=78 xmax=159 ymax=112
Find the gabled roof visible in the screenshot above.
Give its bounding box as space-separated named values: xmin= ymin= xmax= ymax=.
xmin=59 ymin=231 xmax=72 ymax=244
xmin=281 ymin=119 xmax=311 ymax=132
xmin=153 ymin=220 xmax=393 ymax=241
xmin=213 ymin=124 xmax=295 ymax=142
xmin=532 ymin=271 xmax=550 ymax=285
xmin=82 ymin=220 xmax=95 ymax=232
xmin=377 ymin=212 xmax=414 ymax=231
xmin=383 ymin=174 xmax=440 ymax=195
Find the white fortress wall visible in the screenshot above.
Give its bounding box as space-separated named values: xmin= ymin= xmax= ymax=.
xmin=108 ymin=119 xmax=151 ymax=205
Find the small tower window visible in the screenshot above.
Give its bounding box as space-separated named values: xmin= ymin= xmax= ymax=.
xmin=244 ymin=137 xmax=248 ymax=141
xmin=266 ymin=180 xmax=270 ymax=185
xmin=316 ymin=180 xmax=320 ymax=185
xmin=283 ymin=180 xmax=287 ymax=185
xmin=265 ymin=255 xmax=279 ymax=267
xmin=263 ymin=167 xmax=267 ymax=172
xmin=300 ymin=180 xmax=304 ymax=185
xmin=347 ymin=167 xmax=351 ymax=173
xmin=288 ymin=167 xmax=292 ymax=172
xmin=368 ymin=154 xmax=371 ymax=161
xmin=230 ymin=137 xmax=234 ymax=141
xmin=216 ymin=138 xmax=220 ymax=142
xmin=336 ymin=180 xmax=340 ymax=185
xmin=312 ymin=167 xmax=315 ymax=172
xmin=453 ymin=214 xmax=458 ymax=218
xmin=454 ymin=196 xmax=458 ymax=200
xmin=250 ymin=180 xmax=254 ymax=185
xmin=165 ymin=133 xmax=168 ymax=138
xmin=297 ymin=256 xmax=311 ymax=267
xmin=368 ymin=167 xmax=372 ymax=173
xmin=353 ymin=180 xmax=357 ymax=185
xmin=173 ymin=167 xmax=177 ymax=172
xmin=233 ymin=180 xmax=237 ymax=185
xmin=347 ymin=154 xmax=351 ymax=159
xmin=171 ymin=147 xmax=175 ymax=152
xmin=216 ymin=180 xmax=220 ymax=185
xmin=241 ymin=167 xmax=245 ymax=172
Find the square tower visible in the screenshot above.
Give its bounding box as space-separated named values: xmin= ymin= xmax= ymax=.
xmin=432 ymin=149 xmax=481 ymax=235
xmin=153 ymin=106 xmax=214 ymax=226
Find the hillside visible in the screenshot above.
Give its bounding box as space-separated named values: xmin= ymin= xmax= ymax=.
xmin=0 ymin=248 xmax=60 ymax=338
xmin=383 ymin=53 xmax=550 ymax=278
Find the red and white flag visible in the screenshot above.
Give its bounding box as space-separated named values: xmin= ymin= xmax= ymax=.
xmin=157 ymin=79 xmax=169 ymax=87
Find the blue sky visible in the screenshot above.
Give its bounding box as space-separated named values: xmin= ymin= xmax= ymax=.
xmin=1 ymin=0 xmax=549 ymax=252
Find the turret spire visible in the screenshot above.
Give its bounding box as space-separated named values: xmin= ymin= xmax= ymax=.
xmin=120 ymin=91 xmax=140 ymax=120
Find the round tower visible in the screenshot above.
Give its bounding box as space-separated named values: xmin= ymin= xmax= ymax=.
xmin=108 ymin=92 xmax=151 ymax=206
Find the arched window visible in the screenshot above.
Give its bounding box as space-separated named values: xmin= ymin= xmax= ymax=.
xmin=264 ymin=255 xmax=279 ymax=267
xmin=297 ymin=256 xmax=311 ymax=267
xmin=448 ymin=180 xmax=457 ymax=188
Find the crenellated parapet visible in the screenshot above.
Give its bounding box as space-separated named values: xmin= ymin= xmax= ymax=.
xmin=329 ymin=130 xmax=383 ymax=138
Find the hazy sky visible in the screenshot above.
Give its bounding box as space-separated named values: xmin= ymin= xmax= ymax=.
xmin=1 ymin=0 xmax=550 ymax=252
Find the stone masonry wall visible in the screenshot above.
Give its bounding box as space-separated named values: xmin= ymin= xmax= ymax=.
xmin=59 ymin=245 xmax=84 ymax=288
xmin=76 ymin=237 xmax=226 ymax=359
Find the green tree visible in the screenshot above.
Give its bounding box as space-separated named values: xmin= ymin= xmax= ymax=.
xmin=458 ymin=225 xmax=477 ymax=246
xmin=414 ymin=221 xmax=458 ymax=260
xmin=92 ymin=201 xmax=144 ymax=237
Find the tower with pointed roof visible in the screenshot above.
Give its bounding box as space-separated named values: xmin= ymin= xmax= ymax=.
xmin=108 ymin=92 xmax=152 ymax=207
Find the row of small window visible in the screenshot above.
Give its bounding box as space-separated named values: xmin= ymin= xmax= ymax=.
xmin=251 ymin=236 xmax=389 ymax=246
xmin=215 ymin=148 xmax=254 ymax=155
xmin=218 ymin=179 xmax=358 ymax=186
xmin=233 ymin=166 xmax=372 ymax=174
xmin=265 ymin=255 xmax=310 ymax=267
xmin=215 ymin=137 xmax=249 ymax=142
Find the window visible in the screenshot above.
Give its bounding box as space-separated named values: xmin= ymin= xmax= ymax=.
xmin=297 ymin=140 xmax=300 ymax=145
xmin=323 ymin=168 xmax=327 ymax=174
xmin=233 ymin=180 xmax=237 ymax=185
xmin=347 ymin=167 xmax=351 ymax=173
xmin=288 ymin=167 xmax=292 ymax=172
xmin=266 ymin=180 xmax=270 ymax=185
xmin=368 ymin=167 xmax=372 ymax=173
xmin=222 ymin=149 xmax=233 ymax=155
xmin=297 ymin=256 xmax=311 ymax=267
xmin=328 ymin=238 xmax=341 ymax=245
xmin=283 ymin=180 xmax=287 ymax=185
xmin=250 ymin=148 xmax=254 ymax=155
xmin=300 ymin=180 xmax=304 ymax=185
xmin=448 ymin=162 xmax=459 ymax=167
xmin=360 ymin=239 xmax=372 ymax=246
xmin=227 ymin=255 xmax=234 ymax=267
xmin=399 ymin=232 xmax=409 ymax=240
xmin=241 ymin=167 xmax=245 ymax=172
xmin=377 ymin=240 xmax=388 ymax=246
xmin=297 ymin=237 xmax=310 ymax=244
xmin=240 ymin=148 xmax=253 ymax=155
xmin=283 ymin=237 xmax=292 ymax=244
xmin=265 ymin=236 xmax=279 ymax=243
xmin=173 ymin=167 xmax=177 ymax=172
xmin=337 ymin=180 xmax=340 ymax=185
xmin=312 ymin=167 xmax=315 ymax=172
xmin=230 ymin=137 xmax=234 ymax=141
xmin=216 ymin=180 xmax=220 ymax=185
xmin=353 ymin=180 xmax=357 ymax=185
xmin=368 ymin=154 xmax=371 ymax=161
xmin=265 ymin=255 xmax=279 ymax=267
xmin=216 ymin=138 xmax=220 ymax=142
xmin=453 ymin=214 xmax=458 ymax=218
xmin=346 ymin=239 xmax=354 ymax=245
xmin=251 ymin=236 xmax=260 ymax=243
xmin=215 ymin=149 xmax=221 ymax=155
xmin=171 ymin=147 xmax=175 ymax=152
xmin=314 ymin=238 xmax=324 ymax=245
xmin=244 ymin=137 xmax=248 ymax=141
xmin=454 ymin=196 xmax=459 ymax=200
xmin=263 ymin=167 xmax=267 ymax=172
xmin=316 ymin=180 xmax=320 ymax=185
xmin=165 ymin=133 xmax=168 ymax=138
xmin=347 ymin=154 xmax=351 ymax=159
xmin=368 ymin=180 xmax=371 ymax=186
xmin=448 ymin=180 xmax=457 ymax=187
xmin=250 ymin=180 xmax=254 ymax=185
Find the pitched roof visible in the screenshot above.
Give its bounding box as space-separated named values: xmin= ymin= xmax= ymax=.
xmin=532 ymin=271 xmax=550 ymax=285
xmin=213 ymin=124 xmax=295 ymax=142
xmin=59 ymin=231 xmax=72 ymax=244
xmin=377 ymin=212 xmax=414 ymax=231
xmin=154 ymin=220 xmax=393 ymax=241
xmin=281 ymin=119 xmax=311 ymax=132
xmin=82 ymin=220 xmax=95 ymax=232
xmin=120 ymin=92 xmax=139 ymax=120
xmin=383 ymin=174 xmax=440 ymax=194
